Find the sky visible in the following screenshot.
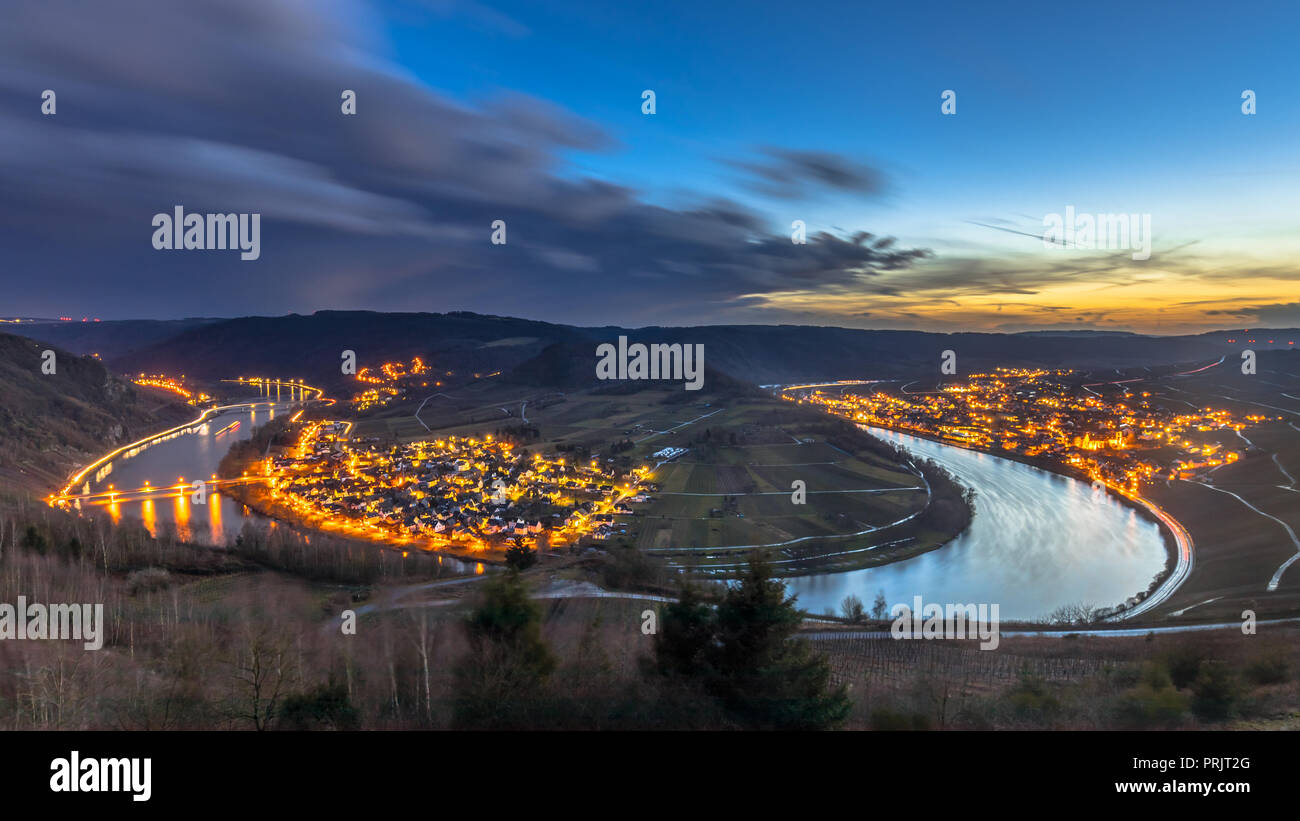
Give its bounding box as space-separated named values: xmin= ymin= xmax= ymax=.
xmin=1 ymin=0 xmax=1298 ymax=333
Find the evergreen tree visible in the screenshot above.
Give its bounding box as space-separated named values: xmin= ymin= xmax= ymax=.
xmin=652 ymin=584 xmax=715 ymax=679
xmin=709 ymin=555 xmax=850 ymax=729
xmin=504 ymin=538 xmax=537 ymax=570
xmin=452 ymin=570 xmax=555 ymax=727
xmin=652 ymin=554 xmax=850 ymax=729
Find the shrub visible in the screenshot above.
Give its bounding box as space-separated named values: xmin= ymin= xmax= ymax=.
xmin=1007 ymin=674 xmax=1060 ymax=719
xmin=126 ymin=567 xmax=173 ymax=596
xmin=1117 ymin=679 xmax=1188 ymax=729
xmin=599 ymin=544 xmax=662 ymax=589
xmin=1139 ymin=662 xmax=1174 ymax=690
xmin=1161 ymin=643 xmax=1207 ymax=688
xmin=1108 ymin=664 xmax=1142 ymax=689
xmin=1244 ymin=653 xmax=1291 ymax=686
xmin=1190 ymin=662 xmax=1242 ymax=722
xmin=278 ymin=682 xmax=360 ymax=730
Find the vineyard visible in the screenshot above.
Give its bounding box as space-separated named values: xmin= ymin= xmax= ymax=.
xmin=818 ymin=636 xmax=1118 ymax=692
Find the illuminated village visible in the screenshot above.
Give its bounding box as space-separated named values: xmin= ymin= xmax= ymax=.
xmin=260 ymin=419 xmax=654 ymax=553
xmin=352 ymin=357 xmax=435 ymax=411
xmin=97 ymin=364 xmax=660 ymax=557
xmin=789 ymin=368 xmax=1274 ymax=497
xmin=350 ymin=356 xmax=502 ymax=411
xmin=132 ymin=373 xmax=212 ymax=405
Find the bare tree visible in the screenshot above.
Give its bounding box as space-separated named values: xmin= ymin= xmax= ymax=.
xmin=1045 ymin=601 xmax=1099 ymax=625
xmin=840 ymin=594 xmax=865 ymax=623
xmin=409 ymin=608 xmax=442 ymax=725
xmin=226 ymin=624 xmax=295 ymax=730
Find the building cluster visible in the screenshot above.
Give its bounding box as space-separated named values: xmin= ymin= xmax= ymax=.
xmin=350 ymin=358 xmax=504 ymax=411
xmin=792 ymin=368 xmax=1269 ymax=496
xmin=651 ymin=446 xmax=688 ymax=461
xmin=262 ymin=421 xmax=656 ymax=551
xmin=351 ymin=357 xmax=440 ymax=411
xmin=132 ymin=373 xmax=212 ymax=405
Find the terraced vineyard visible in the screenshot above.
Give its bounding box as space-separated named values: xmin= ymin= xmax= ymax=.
xmin=616 ymin=403 xmax=972 ymax=577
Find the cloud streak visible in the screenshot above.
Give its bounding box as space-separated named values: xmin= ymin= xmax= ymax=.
xmin=0 ymin=0 xmax=925 ymax=325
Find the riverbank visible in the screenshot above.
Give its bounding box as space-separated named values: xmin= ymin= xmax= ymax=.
xmin=214 ymin=417 xmax=508 ymax=568
xmin=219 ymin=476 xmax=506 ymax=569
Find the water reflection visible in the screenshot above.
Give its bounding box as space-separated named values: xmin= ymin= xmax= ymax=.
xmin=785 ymin=428 xmax=1169 ymax=621
xmin=83 ymin=404 xmax=281 ymax=544
xmin=77 ymin=402 xmax=480 ymax=576
xmin=141 ymin=498 xmax=156 ymax=539
xmin=209 ymin=491 xmax=224 ymax=545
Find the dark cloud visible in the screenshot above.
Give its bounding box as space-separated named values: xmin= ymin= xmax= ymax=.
xmin=1205 ymin=302 xmax=1300 ymax=326
xmin=0 ymin=0 xmax=926 ymax=325
xmin=815 ymin=251 xmax=1138 ymax=301
xmin=726 ymin=147 xmax=887 ymax=200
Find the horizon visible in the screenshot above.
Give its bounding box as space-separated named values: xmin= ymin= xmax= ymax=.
xmin=4 ymin=310 xmax=1298 ymax=340
xmin=2 ymin=0 xmax=1297 ymax=333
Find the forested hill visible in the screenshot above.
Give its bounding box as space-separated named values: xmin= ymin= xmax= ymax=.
xmin=15 ymin=311 xmax=1297 ymax=392
xmin=0 ymin=333 xmax=192 ymax=493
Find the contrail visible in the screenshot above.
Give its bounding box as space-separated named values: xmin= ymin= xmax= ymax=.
xmin=966 ymin=220 xmax=1072 ymax=248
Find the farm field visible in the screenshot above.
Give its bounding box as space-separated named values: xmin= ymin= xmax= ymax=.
xmin=351 ymin=385 xmax=959 ymax=577
xmin=1137 ymin=353 xmax=1300 ymax=621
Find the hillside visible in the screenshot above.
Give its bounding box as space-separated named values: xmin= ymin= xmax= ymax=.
xmin=95 ymin=313 xmax=1300 ymax=390
xmin=580 ymin=324 xmax=1280 ymax=384
xmin=0 ymin=333 xmax=193 ymax=493
xmin=503 ymin=340 xmax=763 ymax=399
xmin=105 ymin=311 xmax=587 ymax=394
xmin=16 ymin=317 xmax=223 ymax=360
xmin=11 ymin=310 xmax=1299 ymax=394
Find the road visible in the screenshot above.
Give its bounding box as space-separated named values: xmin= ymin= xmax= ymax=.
xmin=803 ymin=615 xmax=1300 ymax=640
xmin=1110 ymin=493 xmax=1195 ymax=620
xmin=1187 ymin=479 xmax=1300 ymax=592
xmin=342 ymin=575 xmax=1300 ymax=638
xmin=55 ymin=400 xmax=295 ymax=500
xmin=633 ymin=407 xmax=725 ymax=443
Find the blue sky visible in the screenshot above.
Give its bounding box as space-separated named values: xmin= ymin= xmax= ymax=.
xmin=384 ymin=0 xmax=1300 ymax=234
xmin=390 ymin=0 xmax=1300 ymax=331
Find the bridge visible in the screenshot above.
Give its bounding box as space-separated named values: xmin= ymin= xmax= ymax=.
xmin=50 ymin=400 xmax=293 ymax=507
xmin=222 ymin=377 xmax=324 ymax=402
xmin=54 ymin=476 xmax=270 ymax=505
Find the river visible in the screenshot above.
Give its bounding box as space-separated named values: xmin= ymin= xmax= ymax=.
xmin=68 ymin=402 xmax=483 ymax=575
xmin=785 ymin=428 xmax=1170 ymax=621
xmin=71 ymin=409 xmax=1168 ymax=613
xmin=70 ymin=403 xmax=285 ymax=545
